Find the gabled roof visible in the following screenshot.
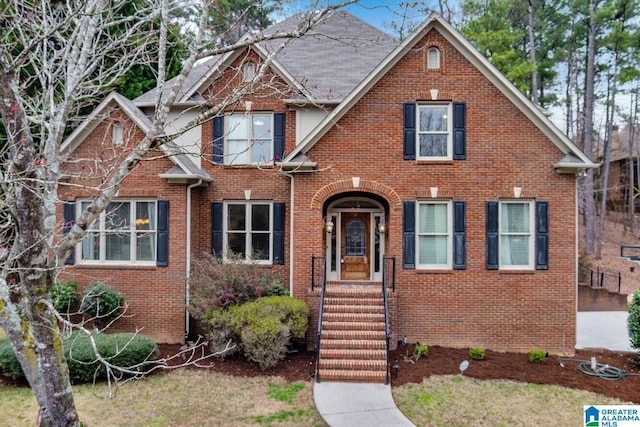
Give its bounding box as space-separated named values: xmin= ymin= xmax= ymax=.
xmin=134 ymin=11 xmax=397 ymax=106
xmin=61 ymin=92 xmax=211 ymax=182
xmin=282 ymin=12 xmax=598 ymax=174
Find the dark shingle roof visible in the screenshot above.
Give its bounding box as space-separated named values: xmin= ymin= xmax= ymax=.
xmin=135 ymin=11 xmax=397 ymax=105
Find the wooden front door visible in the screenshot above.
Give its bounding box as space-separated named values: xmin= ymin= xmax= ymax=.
xmin=340 ymin=212 xmax=370 ymax=280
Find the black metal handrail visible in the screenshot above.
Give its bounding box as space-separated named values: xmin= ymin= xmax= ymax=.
xmin=383 ymin=256 xmax=396 ymax=292
xmin=382 ymin=257 xmax=393 ymax=385
xmin=315 ymin=255 xmax=327 ymax=383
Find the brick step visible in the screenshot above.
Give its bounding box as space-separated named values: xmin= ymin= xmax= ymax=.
xmin=322 ymin=321 xmax=385 ymax=331
xmin=323 ymin=287 xmax=383 ymax=298
xmin=322 ymin=312 xmax=385 ymax=322
xmin=322 ymin=330 xmax=386 ymax=340
xmin=320 ymin=339 xmax=386 ymax=350
xmin=318 ymin=369 xmax=387 ymax=383
xmin=319 ymin=358 xmax=386 ymax=370
xmin=320 ymin=348 xmax=387 ymax=360
xmin=324 ymin=304 xmax=384 ymax=313
xmin=324 ymin=299 xmax=384 ymax=310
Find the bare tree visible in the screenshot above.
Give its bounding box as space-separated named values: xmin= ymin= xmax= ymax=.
xmin=0 ymin=0 xmax=354 ymax=425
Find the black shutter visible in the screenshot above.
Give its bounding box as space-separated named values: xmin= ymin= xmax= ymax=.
xmin=536 ymin=201 xmax=549 ymax=270
xmin=273 ymin=113 xmax=285 ymax=163
xmin=453 ymin=102 xmax=466 ymax=160
xmin=211 ymin=202 xmax=223 ymax=258
xmin=403 ymin=103 xmax=416 ymax=160
xmin=63 ymin=202 xmax=75 ymax=265
xmin=403 ymin=201 xmax=416 ymax=269
xmin=453 ymin=201 xmax=466 ymax=270
xmin=273 ymin=202 xmax=285 ymax=265
xmin=156 ymin=200 xmax=169 ymax=267
xmin=212 ymin=116 xmax=224 ymax=164
xmin=486 ymin=201 xmax=499 ymax=270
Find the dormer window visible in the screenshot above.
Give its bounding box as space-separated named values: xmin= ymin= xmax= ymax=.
xmin=427 ymin=47 xmax=441 ymax=70
xmin=112 ymin=122 xmax=123 ymax=145
xmin=242 ymin=62 xmax=256 ymax=82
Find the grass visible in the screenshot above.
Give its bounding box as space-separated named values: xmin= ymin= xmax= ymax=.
xmin=0 ymin=368 xmax=630 ymax=426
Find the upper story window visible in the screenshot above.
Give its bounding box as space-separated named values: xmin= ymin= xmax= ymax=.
xmin=112 ymin=122 xmax=123 ymax=145
xmin=427 ymin=47 xmax=440 ymax=69
xmin=417 ymin=200 xmax=451 ymax=268
xmin=80 ymin=200 xmax=157 ymax=264
xmin=499 ymin=201 xmax=534 ymax=269
xmin=403 ymin=102 xmax=466 ymax=161
xmin=225 ymin=201 xmax=272 ymax=262
xmin=212 ymin=113 xmax=285 ymax=166
xmin=418 ymin=104 xmax=452 ymax=159
xmin=226 ymin=113 xmax=273 ymax=165
xmin=243 ymin=62 xmax=256 ymax=82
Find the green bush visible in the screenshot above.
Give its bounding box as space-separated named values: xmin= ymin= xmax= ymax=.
xmin=51 ymin=280 xmax=81 ymax=313
xmin=529 ymin=348 xmax=547 ymax=363
xmin=189 ymin=255 xmax=287 ymax=321
xmin=0 ymin=332 xmax=158 ymax=383
xmin=0 ymin=339 xmax=24 ymax=380
xmin=469 ymin=347 xmax=486 ymax=361
xmin=629 ymin=290 xmax=640 ymax=351
xmin=412 ymin=342 xmax=429 ymax=360
xmin=80 ymin=282 xmax=126 ymax=329
xmin=203 ymin=296 xmax=309 ymax=369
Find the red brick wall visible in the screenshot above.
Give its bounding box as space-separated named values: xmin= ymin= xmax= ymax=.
xmin=291 ymin=30 xmax=578 ymax=354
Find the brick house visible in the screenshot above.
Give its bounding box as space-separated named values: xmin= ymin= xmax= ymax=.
xmin=60 ymin=11 xmax=596 ymax=365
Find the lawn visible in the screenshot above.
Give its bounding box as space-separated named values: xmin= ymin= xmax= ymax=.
xmin=0 ymin=370 xmax=627 ymax=427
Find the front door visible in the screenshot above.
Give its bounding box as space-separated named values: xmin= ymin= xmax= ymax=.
xmin=340 ymin=212 xmax=370 ymax=280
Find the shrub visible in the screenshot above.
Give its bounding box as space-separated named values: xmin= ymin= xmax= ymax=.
xmin=529 ymin=348 xmax=547 ymax=363
xmin=80 ymin=282 xmax=126 ymax=329
xmin=0 ymin=332 xmax=158 ymax=383
xmin=0 ymin=339 xmax=24 ymax=380
xmin=629 ymin=289 xmax=640 ymax=351
xmin=51 ymin=280 xmax=81 ymax=313
xmin=189 ymin=255 xmax=286 ymax=321
xmin=469 ymin=347 xmax=486 ymax=361
xmin=412 ymin=342 xmax=429 ymax=360
xmin=202 ymin=296 xmax=309 ymax=369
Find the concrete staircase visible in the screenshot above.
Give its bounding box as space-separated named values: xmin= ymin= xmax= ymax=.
xmin=317 ymin=284 xmax=388 ymax=383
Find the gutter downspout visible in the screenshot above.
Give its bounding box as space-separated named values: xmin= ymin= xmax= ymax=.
xmin=185 ymin=179 xmax=202 ymax=342
xmin=284 ymin=172 xmax=295 ymax=296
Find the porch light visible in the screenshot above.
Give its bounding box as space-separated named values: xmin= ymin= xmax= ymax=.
xmin=324 ymin=216 xmax=334 ymax=234
xmin=377 ymin=217 xmax=386 ymax=234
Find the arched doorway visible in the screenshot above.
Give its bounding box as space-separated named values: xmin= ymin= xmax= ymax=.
xmin=325 ymin=197 xmax=385 ymax=281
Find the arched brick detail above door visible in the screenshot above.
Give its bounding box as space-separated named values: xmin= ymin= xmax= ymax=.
xmin=310 ymin=179 xmax=401 ymax=210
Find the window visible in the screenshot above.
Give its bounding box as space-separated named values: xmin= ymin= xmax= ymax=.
xmin=417 ymin=201 xmax=451 ymax=268
xmin=242 ymin=62 xmax=256 ymax=82
xmin=112 ymin=122 xmax=123 ymax=145
xmin=486 ymin=200 xmax=548 ymax=270
xmin=212 ymin=113 xmax=285 ymax=166
xmin=403 ymin=102 xmax=465 ymax=161
xmin=418 ymin=104 xmax=451 ymax=158
xmin=499 ymin=201 xmax=534 ymax=269
xmin=427 ymin=47 xmax=440 ymax=69
xmin=225 ymin=202 xmax=272 ymax=262
xmin=403 ymin=200 xmax=465 ymax=270
xmin=79 ymin=200 xmax=159 ymax=264
xmin=226 ymin=113 xmax=273 ymax=165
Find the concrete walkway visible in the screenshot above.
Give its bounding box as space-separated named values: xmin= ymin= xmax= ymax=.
xmin=314 ymin=382 xmax=415 ymax=427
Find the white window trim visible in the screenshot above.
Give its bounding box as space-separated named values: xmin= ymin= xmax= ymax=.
xmin=223 ymin=201 xmax=273 ymax=264
xmin=498 ymin=200 xmax=535 ymax=270
xmin=416 ymin=103 xmax=453 ymax=160
xmin=225 ymin=112 xmax=274 ymax=165
xmin=77 ymin=200 xmax=157 ymax=266
xmin=416 ymin=200 xmax=452 ymax=270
